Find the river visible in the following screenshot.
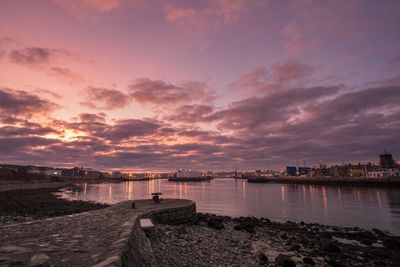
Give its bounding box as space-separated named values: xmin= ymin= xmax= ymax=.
xmin=59 ymin=178 xmax=400 ymax=235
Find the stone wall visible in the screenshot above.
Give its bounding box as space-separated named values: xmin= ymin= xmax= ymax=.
xmin=146 ymin=201 xmax=196 ymax=224
xmin=0 ymin=199 xmax=195 ymax=267
xmin=123 ymin=200 xmax=196 ymax=266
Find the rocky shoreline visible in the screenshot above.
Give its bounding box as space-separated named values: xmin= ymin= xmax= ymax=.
xmin=148 ymin=213 xmax=400 ymax=267
xmin=1 ymin=184 xmax=400 ymax=266
xmin=0 ymin=185 xmax=108 ymax=225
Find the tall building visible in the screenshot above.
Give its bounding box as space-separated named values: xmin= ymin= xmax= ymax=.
xmin=379 ymin=151 xmax=397 ymax=168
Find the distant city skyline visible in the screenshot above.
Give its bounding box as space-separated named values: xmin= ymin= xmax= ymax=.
xmin=1 ymin=0 xmax=400 ymax=171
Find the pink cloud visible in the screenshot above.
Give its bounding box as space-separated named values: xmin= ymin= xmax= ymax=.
xmin=0 ymin=87 xmax=59 ymax=122
xmin=282 ymin=0 xmax=365 ymax=54
xmin=129 ymin=78 xmax=215 ymax=106
xmin=229 ymin=60 xmax=314 ymax=94
xmin=272 ymin=59 xmax=314 ymax=84
xmin=53 ymin=0 xmax=121 ymax=12
xmin=165 ymin=0 xmax=262 ymax=30
xmin=8 ymin=47 xmax=73 ymax=67
xmin=80 ymin=87 xmax=131 ymax=110
xmin=228 ymin=67 xmax=270 ymax=92
xmin=47 ymin=67 xmax=85 ymax=83
xmin=51 ymin=0 xmax=150 ymax=19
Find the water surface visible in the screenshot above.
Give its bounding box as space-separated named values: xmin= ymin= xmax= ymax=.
xmin=59 ymin=178 xmax=400 ymax=235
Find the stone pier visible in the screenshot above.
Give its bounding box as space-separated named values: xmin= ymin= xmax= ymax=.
xmin=0 ymin=199 xmax=196 ymax=266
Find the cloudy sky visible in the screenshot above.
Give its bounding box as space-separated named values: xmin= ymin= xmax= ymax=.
xmin=0 ymin=0 xmax=399 ymax=171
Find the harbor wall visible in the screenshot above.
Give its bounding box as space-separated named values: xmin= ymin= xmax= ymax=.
xmin=247 ymin=176 xmax=400 ymax=187
xmin=122 ymin=201 xmax=196 ymax=266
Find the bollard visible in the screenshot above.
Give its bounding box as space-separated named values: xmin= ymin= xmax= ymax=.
xmin=131 ymin=201 xmax=136 ymax=209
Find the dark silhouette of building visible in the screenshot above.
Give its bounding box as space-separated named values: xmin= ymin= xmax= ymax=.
xmin=298 ymin=167 xmax=311 ymax=175
xmin=286 ymin=166 xmax=297 ymax=176
xmin=379 ymin=151 xmax=397 ymax=168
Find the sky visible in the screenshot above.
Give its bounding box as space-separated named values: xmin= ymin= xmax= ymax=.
xmin=0 ymin=0 xmax=400 ymax=172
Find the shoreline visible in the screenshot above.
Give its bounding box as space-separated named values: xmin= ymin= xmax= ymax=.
xmin=0 ymin=184 xmax=108 ymax=225
xmin=149 ymin=212 xmax=400 ymax=266
xmin=1 ymin=184 xmax=400 ymax=266
xmin=247 ymin=176 xmax=400 ymax=187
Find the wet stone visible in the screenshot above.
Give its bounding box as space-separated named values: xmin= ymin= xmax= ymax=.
xmin=30 ymin=253 xmax=50 ymax=265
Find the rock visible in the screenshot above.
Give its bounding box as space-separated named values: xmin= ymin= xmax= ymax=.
xmin=383 ymin=238 xmax=400 ymax=251
xmin=325 ymin=257 xmax=344 ymax=267
xmin=322 ymin=241 xmax=342 ymax=254
xmin=0 ymin=245 xmax=27 ymax=253
xmin=0 ymin=256 xmax=12 ymax=263
xmin=234 ymin=221 xmax=256 ymax=233
xmin=280 ymin=221 xmax=300 ymax=231
xmin=255 ymin=251 xmax=269 ymax=265
xmin=290 ymin=244 xmax=301 ymax=251
xmin=275 ymin=254 xmax=296 ymax=267
xmin=372 ymin=228 xmax=385 ymax=236
xmin=91 ymin=256 xmax=121 ymax=267
xmin=303 ymin=257 xmax=315 ymax=265
xmin=30 ymin=253 xmax=50 ymax=265
xmin=207 ymin=217 xmax=224 ymax=230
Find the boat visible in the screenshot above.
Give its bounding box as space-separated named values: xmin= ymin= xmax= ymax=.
xmin=168 ymin=169 xmax=213 ymax=182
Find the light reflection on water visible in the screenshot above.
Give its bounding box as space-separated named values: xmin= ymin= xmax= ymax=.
xmin=59 ymin=178 xmax=400 ymax=235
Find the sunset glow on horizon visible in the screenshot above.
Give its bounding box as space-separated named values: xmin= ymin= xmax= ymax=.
xmin=1 ymin=0 xmax=400 ymax=171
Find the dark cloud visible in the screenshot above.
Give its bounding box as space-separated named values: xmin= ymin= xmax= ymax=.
xmin=212 ymin=86 xmax=339 ymax=132
xmin=165 ymin=104 xmax=214 ymax=123
xmin=101 ymin=119 xmax=162 ymax=141
xmin=129 ymin=78 xmax=214 ymax=106
xmin=228 ymin=60 xmax=314 ymax=94
xmin=0 ymin=78 xmax=399 ymax=170
xmin=74 ymin=113 xmax=107 ymax=123
xmin=80 ymin=87 xmax=131 ymax=110
xmin=0 ymin=137 xmax=59 ymax=154
xmin=0 ymin=87 xmax=59 ymax=121
xmin=10 ymin=47 xmax=50 ymax=65
xmin=0 ymin=125 xmax=56 ymax=137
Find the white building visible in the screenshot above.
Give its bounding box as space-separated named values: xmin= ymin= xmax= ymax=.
xmin=367 ymin=168 xmax=400 ymax=178
xmin=367 ymin=170 xmax=385 ymax=178
xmin=386 ymin=168 xmax=400 ymax=177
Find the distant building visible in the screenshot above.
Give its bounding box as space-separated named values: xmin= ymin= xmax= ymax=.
xmin=177 ymin=169 xmax=204 ymax=178
xmin=310 ymin=166 xmax=330 ymax=177
xmin=286 ymin=166 xmax=297 ymax=176
xmin=61 ymin=167 xmax=84 ymax=177
xmin=348 ymin=164 xmax=368 ymax=178
xmin=27 ymin=166 xmax=47 ymax=176
xmin=83 ymin=170 xmax=103 ymax=179
xmin=298 ymin=167 xmax=311 ymax=176
xmin=111 ymin=171 xmax=123 ymax=179
xmin=45 ymin=169 xmax=62 ymax=176
xmin=379 ymin=151 xmax=397 ymax=168
xmin=367 ymin=170 xmax=385 ymax=178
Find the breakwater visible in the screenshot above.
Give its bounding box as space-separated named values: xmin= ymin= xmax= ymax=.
xmin=0 ymin=199 xmax=195 ymax=266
